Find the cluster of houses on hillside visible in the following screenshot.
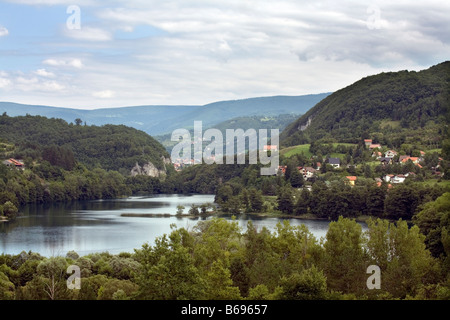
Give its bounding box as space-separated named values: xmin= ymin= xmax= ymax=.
xmin=365 ymin=139 xmax=435 ymax=168
xmin=171 ymin=140 xmax=443 ymax=185
xmin=277 ymin=155 xmax=343 ymax=180
xmin=172 ymin=144 xmax=279 ymax=172
xmin=275 ymin=139 xmax=444 ymax=187
xmin=277 ymin=165 xmax=319 ymax=180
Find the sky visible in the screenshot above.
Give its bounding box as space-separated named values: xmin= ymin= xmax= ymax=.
xmin=0 ymin=0 xmax=449 ymax=109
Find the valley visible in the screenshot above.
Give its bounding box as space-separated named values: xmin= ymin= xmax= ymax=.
xmin=0 ymin=61 xmax=449 ymax=302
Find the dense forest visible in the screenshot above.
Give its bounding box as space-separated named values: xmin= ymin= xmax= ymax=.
xmin=0 ymin=113 xmax=169 ymax=172
xmin=0 ymin=113 xmax=172 ymax=219
xmin=281 ymin=61 xmax=449 ymax=148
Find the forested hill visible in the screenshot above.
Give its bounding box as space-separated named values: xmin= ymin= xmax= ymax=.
xmin=281 ymin=61 xmax=450 ymax=148
xmin=0 ymin=114 xmax=169 ymax=172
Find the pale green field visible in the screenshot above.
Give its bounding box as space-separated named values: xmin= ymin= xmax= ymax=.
xmin=426 ymin=148 xmax=442 ymax=154
xmin=281 ymin=143 xmax=356 ymax=158
xmin=281 ymin=144 xmax=312 ymax=158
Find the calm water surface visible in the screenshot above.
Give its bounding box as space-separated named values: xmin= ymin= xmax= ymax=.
xmin=0 ymin=194 xmax=359 ymax=257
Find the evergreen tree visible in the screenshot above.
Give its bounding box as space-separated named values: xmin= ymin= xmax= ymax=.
xmin=366 ymin=185 xmax=386 ymax=217
xmin=384 ymin=184 xmax=420 ymax=220
xmin=277 ymin=186 xmax=294 ymax=214
xmin=294 ymin=189 xmax=310 ymax=216
xmin=290 ymin=168 xmax=304 ymax=188
xmin=413 ymin=192 xmax=450 ymax=259
xmin=324 ymin=217 xmax=366 ymax=295
xmin=249 ymin=188 xmax=264 ymax=212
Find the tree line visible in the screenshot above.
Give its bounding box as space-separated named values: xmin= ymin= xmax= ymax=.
xmin=215 ymin=178 xmax=446 ymax=221
xmin=1 ymin=195 xmax=449 ymax=300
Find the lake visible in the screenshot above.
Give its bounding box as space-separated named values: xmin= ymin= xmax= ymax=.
xmin=0 ymin=194 xmax=360 ymax=257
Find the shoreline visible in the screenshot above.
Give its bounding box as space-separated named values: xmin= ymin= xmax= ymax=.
xmin=120 ymin=210 xmax=373 ymax=224
xmin=217 ymin=212 xmax=372 ymax=223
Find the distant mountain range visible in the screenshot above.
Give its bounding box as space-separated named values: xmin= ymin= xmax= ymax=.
xmin=0 ymin=93 xmax=331 ymax=137
xmin=155 ymin=113 xmax=301 ymax=152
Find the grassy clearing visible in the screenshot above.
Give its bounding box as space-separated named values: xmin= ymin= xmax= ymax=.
xmin=281 ymin=144 xmax=312 ymax=158
xmin=426 ymin=148 xmax=442 ymax=154
xmin=332 ymin=143 xmax=357 ymax=147
xmin=329 ymin=153 xmax=346 ymax=159
xmin=281 ymin=143 xmax=357 ymax=159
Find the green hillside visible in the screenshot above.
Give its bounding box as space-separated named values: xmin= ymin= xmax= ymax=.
xmin=280 ymin=144 xmax=312 ymax=158
xmin=281 ymin=61 xmax=450 ymax=149
xmin=280 ymin=142 xmax=358 ymax=159
xmin=0 ymin=114 xmax=169 ymax=172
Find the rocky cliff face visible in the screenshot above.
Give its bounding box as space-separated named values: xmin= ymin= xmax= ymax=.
xmin=130 ymin=156 xmax=171 ymax=178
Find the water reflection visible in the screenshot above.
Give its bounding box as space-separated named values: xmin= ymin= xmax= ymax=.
xmin=0 ymin=194 xmax=365 ymax=257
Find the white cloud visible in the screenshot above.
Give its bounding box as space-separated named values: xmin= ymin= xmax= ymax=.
xmin=43 ymin=58 xmax=84 ymax=69
xmin=64 ymin=27 xmax=112 ymax=42
xmin=5 ymin=74 xmax=65 ymax=94
xmin=95 ymin=1 xmax=450 ymax=68
xmin=40 ymin=81 xmax=65 ymax=91
xmin=14 ymin=75 xmax=66 ymax=92
xmin=68 ymin=59 xmax=84 ymax=68
xmin=92 ymin=90 xmax=115 ymax=99
xmin=35 ymin=69 xmax=55 ymax=77
xmin=16 ymin=76 xmax=39 ymax=85
xmin=0 ymin=26 xmax=8 ymax=37
xmin=0 ymin=78 xmax=11 ymax=88
xmin=4 ymin=0 xmax=95 ymax=5
xmin=2 ymin=0 xmax=450 ymax=109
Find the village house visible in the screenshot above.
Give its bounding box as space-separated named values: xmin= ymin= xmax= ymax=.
xmin=375 ymin=177 xmax=383 ymax=187
xmin=328 ymin=157 xmax=341 ymax=168
xmin=278 ymin=165 xmax=287 ymax=175
xmin=384 ymin=173 xmax=413 ymax=184
xmin=385 ymin=150 xmax=397 ymax=158
xmin=372 ymin=151 xmax=382 ymax=159
xmin=345 ymin=176 xmax=357 ymax=186
xmin=276 ymin=165 xmax=317 ymax=180
xmin=364 ymin=139 xmax=372 ymax=147
xmin=172 ymin=157 xmax=198 ymax=171
xmin=391 ymin=174 xmax=406 ymax=184
xmin=3 ymin=158 xmax=24 ymax=169
xmin=369 ymin=143 xmax=381 ymax=150
xmin=379 ymin=157 xmax=393 ymax=165
xmin=398 ymin=156 xmax=423 ymax=169
xmin=302 ymin=167 xmax=316 ymax=179
xmin=263 ymin=145 xmax=278 ymax=152
xmin=400 ymin=156 xmax=419 ymax=164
